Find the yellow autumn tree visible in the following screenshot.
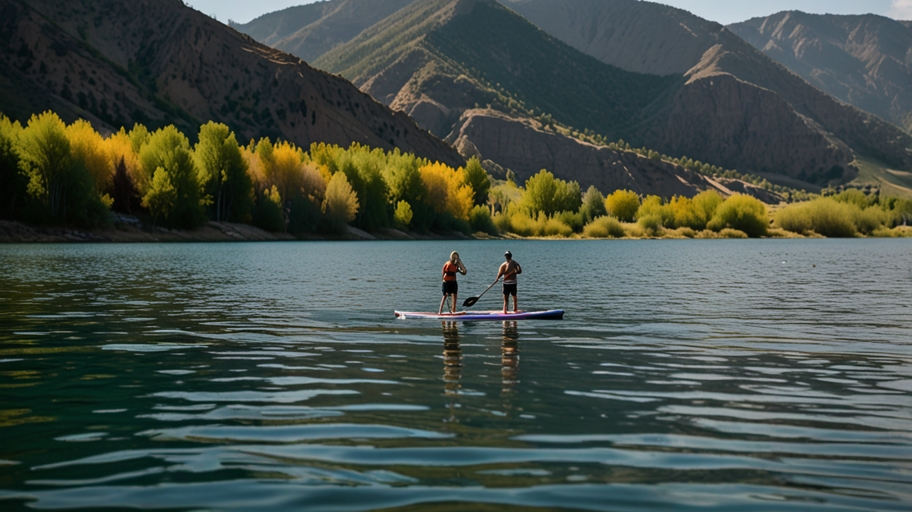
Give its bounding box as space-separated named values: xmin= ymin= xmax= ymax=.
xmin=419 ymin=162 xmax=473 ymax=221
xmin=66 ymin=119 xmax=111 ymax=196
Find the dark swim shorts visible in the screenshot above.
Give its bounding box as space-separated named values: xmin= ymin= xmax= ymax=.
xmin=502 ymin=283 xmax=517 ymax=296
xmin=442 ymin=281 xmax=458 ymax=295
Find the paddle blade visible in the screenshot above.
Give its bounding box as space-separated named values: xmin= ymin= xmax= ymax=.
xmin=463 ymin=297 xmax=479 ymax=307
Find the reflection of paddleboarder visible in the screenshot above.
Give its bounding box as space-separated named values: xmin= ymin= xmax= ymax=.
xmin=501 ymin=321 xmax=519 ymax=393
xmin=442 ymin=321 xmax=462 ymax=400
xmin=495 ymin=251 xmax=522 ymax=314
xmin=439 ymin=251 xmax=467 ymax=314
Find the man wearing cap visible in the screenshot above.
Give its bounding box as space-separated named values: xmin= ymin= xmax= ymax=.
xmin=495 ymin=251 xmax=522 ymax=314
xmin=439 ymin=251 xmax=467 ymax=315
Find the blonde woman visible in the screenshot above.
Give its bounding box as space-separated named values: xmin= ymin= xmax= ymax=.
xmin=439 ymin=251 xmax=467 ymax=314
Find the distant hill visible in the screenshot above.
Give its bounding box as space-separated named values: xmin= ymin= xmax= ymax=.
xmin=230 ymin=0 xmax=415 ymax=63
xmin=236 ymin=0 xmax=912 ymax=190
xmin=500 ymin=0 xmax=912 ymax=185
xmin=226 ymin=3 xmax=328 ymax=46
xmin=0 ymin=0 xmax=462 ymax=166
xmin=311 ymin=0 xmax=743 ymax=195
xmin=728 ymin=11 xmax=912 ymax=133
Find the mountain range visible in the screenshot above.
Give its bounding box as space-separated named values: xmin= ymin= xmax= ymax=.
xmin=3 ymin=0 xmax=911 ymax=201
xmin=728 ymin=11 xmax=912 ymax=134
xmin=236 ymin=0 xmax=912 ymax=196
xmin=0 ymin=0 xmax=462 ymax=166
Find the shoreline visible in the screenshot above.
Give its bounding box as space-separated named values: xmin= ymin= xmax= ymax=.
xmin=0 ymin=220 xmax=477 ymax=243
xmin=3 ymin=219 xmax=910 ymax=243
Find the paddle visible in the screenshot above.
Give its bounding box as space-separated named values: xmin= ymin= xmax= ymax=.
xmin=463 ymin=281 xmax=498 ymax=308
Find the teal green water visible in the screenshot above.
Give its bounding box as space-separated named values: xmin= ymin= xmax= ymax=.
xmin=1 ymin=240 xmax=911 ymax=511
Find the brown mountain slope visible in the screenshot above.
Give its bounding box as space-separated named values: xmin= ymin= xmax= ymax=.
xmin=0 ymin=0 xmax=461 ymax=165
xmin=728 ymin=12 xmax=912 ymax=132
xmin=447 ymin=109 xmax=777 ymax=201
xmin=232 ymin=0 xmax=415 ymax=64
xmin=501 ymin=0 xmax=912 ymax=182
xmin=228 ymin=3 xmax=329 ymax=46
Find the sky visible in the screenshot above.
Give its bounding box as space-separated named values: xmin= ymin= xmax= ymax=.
xmin=186 ymin=0 xmax=912 ymax=25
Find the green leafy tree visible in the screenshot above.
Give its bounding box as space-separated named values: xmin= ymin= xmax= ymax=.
xmin=322 ymin=171 xmax=359 ymax=234
xmin=636 ymin=195 xmax=673 ymax=234
xmin=520 ymin=169 xmax=582 ymax=216
xmin=463 ymin=156 xmax=490 ymax=205
xmin=194 ymin=122 xmax=253 ymax=222
xmin=393 ymin=200 xmax=413 ymax=229
xmin=139 ymin=126 xmax=205 ymax=229
xmin=692 ymin=190 xmax=723 ymax=226
xmin=579 ymin=185 xmax=607 ymax=224
xmin=253 ymin=185 xmax=285 ymax=233
xmin=17 ymin=111 xmax=108 ymax=226
xmin=18 ymin=112 xmax=73 ymax=219
xmin=605 ymin=189 xmax=640 ymax=222
xmin=143 ymin=168 xmax=177 ymax=225
xmin=0 ymin=115 xmax=26 ymax=220
xmin=340 ymin=145 xmax=389 ymax=231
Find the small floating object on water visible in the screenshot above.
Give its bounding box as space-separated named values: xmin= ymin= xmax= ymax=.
xmin=394 ymin=310 xmax=564 ymax=321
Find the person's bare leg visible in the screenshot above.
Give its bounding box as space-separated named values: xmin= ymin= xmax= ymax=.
xmin=512 ymin=295 xmax=518 ymax=313
xmin=439 ymin=294 xmax=447 ymax=315
xmin=452 ymin=293 xmax=458 ymax=313
xmin=502 ymin=294 xmax=508 ymax=314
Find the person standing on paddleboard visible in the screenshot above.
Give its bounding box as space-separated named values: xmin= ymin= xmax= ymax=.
xmin=439 ymin=251 xmax=467 ymax=314
xmin=496 ymin=251 xmax=522 ymax=314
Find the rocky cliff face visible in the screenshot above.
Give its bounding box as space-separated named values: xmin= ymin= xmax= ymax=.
xmin=447 ymin=109 xmax=778 ymax=201
xmin=0 ymin=0 xmax=462 ymax=166
xmin=728 ymin=12 xmax=912 ymax=132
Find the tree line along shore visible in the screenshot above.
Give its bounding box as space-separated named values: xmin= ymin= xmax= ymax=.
xmin=1 ymin=111 xmax=911 ymax=242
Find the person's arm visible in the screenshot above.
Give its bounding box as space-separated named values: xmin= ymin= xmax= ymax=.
xmin=457 ymin=258 xmax=466 ymax=275
xmin=514 ymin=261 xmax=522 ymax=275
xmin=495 ymin=263 xmax=505 ymax=282
xmin=442 ymin=263 xmax=447 ymax=280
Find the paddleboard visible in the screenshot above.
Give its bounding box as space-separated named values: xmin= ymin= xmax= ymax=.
xmin=394 ymin=310 xmax=564 ymax=321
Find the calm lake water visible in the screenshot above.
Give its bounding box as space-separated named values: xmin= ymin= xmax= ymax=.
xmin=1 ymin=240 xmax=911 ymax=511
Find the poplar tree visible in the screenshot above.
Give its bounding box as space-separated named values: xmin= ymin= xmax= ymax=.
xmin=194 ymin=122 xmax=252 ymax=222
xmin=140 ymin=126 xmax=205 ymax=229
